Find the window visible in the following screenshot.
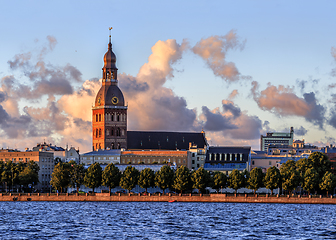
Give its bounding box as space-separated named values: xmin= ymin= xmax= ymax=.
xmin=99 ymin=114 xmax=101 ymax=122
xmin=192 ymin=160 xmax=195 ymax=164
xmin=252 ymin=161 xmax=254 ymax=165
xmin=269 ymin=161 xmax=271 ymax=165
xmin=192 ymin=153 xmax=195 ymax=157
xmin=197 ymin=164 xmax=199 ymax=168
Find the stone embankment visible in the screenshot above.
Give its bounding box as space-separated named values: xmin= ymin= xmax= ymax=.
xmin=0 ymin=192 xmax=335 ymax=204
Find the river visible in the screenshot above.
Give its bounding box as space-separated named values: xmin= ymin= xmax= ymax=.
xmin=0 ymin=202 xmax=335 ymax=239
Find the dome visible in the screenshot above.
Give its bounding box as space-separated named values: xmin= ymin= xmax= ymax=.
xmin=95 ymin=85 xmax=125 ymax=107
xmin=103 ymin=42 xmax=117 ymax=69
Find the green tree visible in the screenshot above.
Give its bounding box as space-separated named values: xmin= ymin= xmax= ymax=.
xmin=102 ymin=163 xmax=121 ymax=193
xmin=264 ymin=166 xmax=281 ymax=195
xmin=19 ymin=163 xmax=39 ymax=191
xmin=212 ymin=171 xmax=227 ymax=193
xmin=50 ymin=162 xmax=71 ymax=193
xmin=1 ymin=161 xmax=14 ymax=192
xmin=302 ymin=167 xmax=319 ymax=195
xmin=319 ymin=171 xmax=336 ymax=196
xmin=155 ymin=165 xmax=174 ymax=193
xmin=191 ymin=167 xmax=211 ymax=193
xmin=69 ymin=161 xmax=86 ymax=193
xmin=296 ymin=158 xmax=312 ymax=186
xmin=281 ymin=160 xmax=300 ymax=195
xmin=242 ymin=169 xmax=250 ymax=188
xmin=84 ymin=162 xmax=102 ymax=193
xmin=248 ymin=168 xmax=264 ymax=194
xmin=138 ymin=168 xmax=155 ymax=193
xmin=308 ymin=152 xmax=331 ymax=178
xmin=120 ymin=166 xmax=139 ymax=193
xmin=228 ymin=169 xmax=245 ymax=194
xmin=173 ymin=166 xmax=191 ymax=194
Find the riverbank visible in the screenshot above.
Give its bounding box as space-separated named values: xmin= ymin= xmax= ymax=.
xmin=0 ymin=192 xmax=335 ymax=204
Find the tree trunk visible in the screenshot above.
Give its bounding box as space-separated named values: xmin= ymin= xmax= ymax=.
xmin=145 ymin=188 xmax=147 ymax=194
xmin=109 ymin=186 xmax=111 ymax=194
xmin=254 ymin=189 xmax=256 ymax=194
xmin=271 ymin=189 xmax=273 ymax=195
xmin=77 ymin=186 xmax=79 ymax=193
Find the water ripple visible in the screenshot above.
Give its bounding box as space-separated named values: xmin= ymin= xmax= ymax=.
xmin=0 ymin=202 xmax=336 ymax=239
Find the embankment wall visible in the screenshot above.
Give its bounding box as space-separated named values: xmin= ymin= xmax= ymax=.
xmin=0 ymin=193 xmax=335 ymax=204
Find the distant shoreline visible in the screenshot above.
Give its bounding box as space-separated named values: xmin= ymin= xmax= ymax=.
xmin=1 ymin=193 xmax=335 ymax=204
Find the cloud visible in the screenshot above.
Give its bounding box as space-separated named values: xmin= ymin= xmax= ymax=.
xmin=201 ymin=99 xmax=263 ymax=140
xmin=192 ymin=30 xmax=248 ymax=82
xmin=228 ymin=90 xmax=238 ymax=100
xmin=295 ymin=126 xmax=308 ymax=136
xmin=120 ymin=39 xmax=197 ymax=131
xmin=251 ymin=81 xmax=325 ymax=129
xmin=331 ymin=47 xmax=336 ymax=77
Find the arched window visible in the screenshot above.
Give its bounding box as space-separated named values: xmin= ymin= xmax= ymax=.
xmin=106 ymin=129 xmax=109 ymax=136
xmin=111 ymin=143 xmax=114 ymax=149
xmin=96 ymin=143 xmax=98 ymax=150
xmin=117 ymin=143 xmax=120 ymax=149
xmin=117 ymin=114 xmax=120 ymax=122
xmin=117 ymin=128 xmax=121 ymax=136
xmin=99 ymin=114 xmax=101 ymax=122
xmin=96 ymin=129 xmax=98 ymax=138
xmin=111 ymin=128 xmax=114 ymax=136
xmin=95 ymin=114 xmax=98 ymax=122
xmin=99 ymin=129 xmax=102 ymax=137
xmin=99 ymin=143 xmax=101 ymax=149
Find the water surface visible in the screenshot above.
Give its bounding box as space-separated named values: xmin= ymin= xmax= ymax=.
xmin=0 ymin=202 xmax=335 ymax=239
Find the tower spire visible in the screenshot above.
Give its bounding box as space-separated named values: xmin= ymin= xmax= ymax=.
xmin=109 ymin=27 xmax=113 ymax=47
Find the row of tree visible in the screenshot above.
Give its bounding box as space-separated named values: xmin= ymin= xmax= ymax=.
xmin=0 ymin=160 xmax=40 ymax=192
xmin=48 ymin=152 xmax=336 ymax=196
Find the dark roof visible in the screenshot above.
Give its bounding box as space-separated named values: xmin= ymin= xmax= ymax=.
xmin=81 ymin=149 xmax=121 ymax=156
xmin=127 ymin=131 xmax=207 ymax=150
xmin=207 ymin=146 xmax=251 ymax=154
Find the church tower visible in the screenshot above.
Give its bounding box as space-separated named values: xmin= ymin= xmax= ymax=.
xmin=92 ymin=31 xmax=127 ymax=150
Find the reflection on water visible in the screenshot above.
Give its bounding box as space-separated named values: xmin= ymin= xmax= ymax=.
xmin=0 ymin=202 xmax=336 ymax=239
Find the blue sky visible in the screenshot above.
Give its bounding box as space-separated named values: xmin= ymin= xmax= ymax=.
xmin=1 ymin=1 xmax=336 ymax=152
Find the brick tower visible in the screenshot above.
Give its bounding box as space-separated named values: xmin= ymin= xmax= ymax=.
xmin=92 ymin=32 xmax=127 ymax=150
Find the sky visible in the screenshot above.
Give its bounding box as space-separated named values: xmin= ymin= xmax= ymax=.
xmin=1 ymin=0 xmax=336 ymax=152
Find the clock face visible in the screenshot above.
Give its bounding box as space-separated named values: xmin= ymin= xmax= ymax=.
xmin=97 ymin=97 xmax=101 ymax=105
xmin=111 ymin=96 xmax=119 ymax=105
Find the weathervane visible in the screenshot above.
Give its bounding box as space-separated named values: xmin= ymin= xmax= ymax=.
xmin=109 ymin=27 xmax=113 ymax=42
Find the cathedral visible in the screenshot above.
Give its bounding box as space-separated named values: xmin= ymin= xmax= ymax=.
xmin=83 ymin=32 xmax=208 ymax=169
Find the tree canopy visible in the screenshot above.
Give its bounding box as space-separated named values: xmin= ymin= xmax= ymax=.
xmin=212 ymin=171 xmax=227 ymax=193
xmin=228 ymin=169 xmax=245 ymax=194
xmin=120 ymin=166 xmax=139 ymax=192
xmin=173 ymin=166 xmax=191 ymax=194
xmin=247 ymin=168 xmax=264 ymax=194
xmin=264 ymin=166 xmax=281 ymax=195
xmin=155 ymin=165 xmax=174 ymax=193
xmin=102 ymin=163 xmax=121 ymax=193
xmin=84 ymin=162 xmax=102 ymax=192
xmin=138 ymin=168 xmax=155 ymax=193
xmin=191 ymin=167 xmax=211 ymax=193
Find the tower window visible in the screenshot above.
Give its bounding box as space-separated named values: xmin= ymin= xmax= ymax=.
xmin=99 ymin=114 xmax=101 ymax=122
xmin=96 ymin=129 xmax=99 ymax=138
xmin=117 ymin=115 xmax=120 ymax=121
xmin=111 ymin=128 xmax=114 ymax=136
xmin=99 ymin=129 xmax=102 ymax=137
